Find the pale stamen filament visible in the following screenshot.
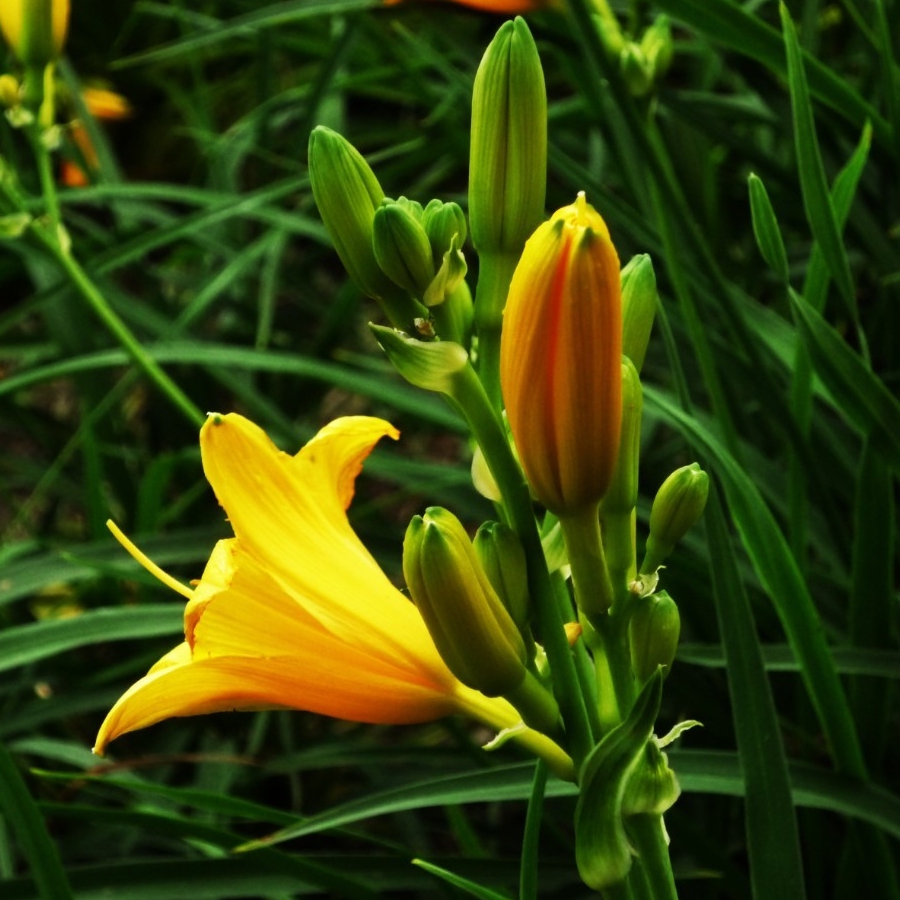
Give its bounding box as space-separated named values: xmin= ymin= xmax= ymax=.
xmin=106 ymin=519 xmax=194 ymax=600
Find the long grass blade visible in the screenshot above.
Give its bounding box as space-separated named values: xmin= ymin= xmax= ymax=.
xmin=705 ymin=482 xmax=805 ymax=899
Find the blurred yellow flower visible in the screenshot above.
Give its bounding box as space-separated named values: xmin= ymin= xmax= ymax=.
xmin=94 ymin=414 xmax=572 ymax=778
xmin=0 ymin=0 xmax=69 ymax=67
xmin=500 ymin=193 xmax=622 ymax=515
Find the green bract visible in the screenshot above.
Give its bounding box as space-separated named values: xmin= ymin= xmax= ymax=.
xmin=370 ymin=325 xmax=468 ymax=393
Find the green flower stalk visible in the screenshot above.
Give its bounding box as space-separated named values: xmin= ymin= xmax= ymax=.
xmin=308 ymin=126 xmax=425 ymax=331
xmin=600 ymin=358 xmax=643 ymax=593
xmin=403 ymin=508 xmax=559 ymax=735
xmin=641 ymin=463 xmax=709 ymax=575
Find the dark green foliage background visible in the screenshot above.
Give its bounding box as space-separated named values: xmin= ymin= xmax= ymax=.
xmin=0 ymin=1 xmax=897 ymax=897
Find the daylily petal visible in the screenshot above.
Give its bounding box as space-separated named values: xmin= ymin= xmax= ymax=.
xmin=198 ymin=414 xmax=438 ymax=668
xmin=94 ymin=644 xmax=459 ymax=756
xmin=188 ymin=539 xmax=452 ymax=693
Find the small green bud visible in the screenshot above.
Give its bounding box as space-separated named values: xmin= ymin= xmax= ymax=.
xmin=641 ymin=464 xmax=709 ymax=574
xmin=0 ymin=211 xmax=31 ymax=238
xmin=474 ymin=521 xmax=531 ymax=637
xmin=308 ymin=126 xmax=424 ymax=330
xmin=592 ymin=10 xmax=625 ymax=57
xmin=370 ymin=324 xmax=467 ymax=393
xmin=403 ymin=508 xmax=527 ymax=697
xmin=748 ymin=173 xmax=789 ymax=283
xmin=619 ymin=44 xmax=653 ymax=98
xmin=373 ymin=199 xmax=435 ymax=298
xmin=620 ymin=254 xmax=657 ymax=372
xmin=422 ymin=199 xmax=467 ymax=267
xmin=629 ymin=590 xmax=680 ymax=683
xmin=640 ymin=15 xmax=674 ymax=80
xmin=601 ymin=358 xmax=642 ymax=517
xmin=469 ymin=17 xmax=546 ymax=255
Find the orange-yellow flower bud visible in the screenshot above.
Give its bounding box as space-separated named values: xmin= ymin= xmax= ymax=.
xmin=500 ymin=192 xmax=622 ymax=515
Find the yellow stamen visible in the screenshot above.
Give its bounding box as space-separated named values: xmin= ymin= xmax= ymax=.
xmin=106 ymin=519 xmax=193 ymax=600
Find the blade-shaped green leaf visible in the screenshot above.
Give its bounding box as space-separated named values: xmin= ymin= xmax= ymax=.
xmin=780 ymin=3 xmax=856 ymax=321
xmin=412 ymin=859 xmax=511 ymax=900
xmin=644 ymin=386 xmax=867 ymax=779
xmin=0 ymin=742 xmax=73 ymax=900
xmin=748 ymin=173 xmax=789 ymax=283
xmin=0 ymin=606 xmax=183 ymax=674
xmin=706 ymin=483 xmax=805 ymax=899
xmin=651 ymin=0 xmax=888 ymax=143
xmin=788 ymin=290 xmax=900 ymax=468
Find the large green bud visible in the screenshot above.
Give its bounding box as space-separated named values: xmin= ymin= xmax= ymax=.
xmin=469 ymin=17 xmax=546 ymax=256
xmin=308 ymin=126 xmax=424 ymax=330
xmin=575 ymin=672 xmax=663 ymax=890
xmin=404 ymin=508 xmax=558 ymax=734
xmin=404 ymin=508 xmax=527 ymax=696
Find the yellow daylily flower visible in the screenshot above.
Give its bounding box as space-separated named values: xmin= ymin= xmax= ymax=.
xmin=95 ymin=414 xmax=573 ymax=780
xmin=0 ymin=0 xmax=69 ymax=67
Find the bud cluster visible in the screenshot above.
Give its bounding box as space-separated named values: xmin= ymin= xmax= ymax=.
xmin=306 ymin=14 xmax=703 ymax=896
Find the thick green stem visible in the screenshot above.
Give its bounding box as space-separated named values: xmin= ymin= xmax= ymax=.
xmin=451 ymin=363 xmax=594 ymax=770
xmin=601 ymin=509 xmax=637 ymax=609
xmin=600 ymin=880 xmax=634 ymax=900
xmin=559 ymin=505 xmax=614 ymax=619
xmin=474 ymin=250 xmax=519 ymax=411
xmin=627 ymin=815 xmax=678 ymax=900
xmin=31 ymin=127 xmax=61 ymax=238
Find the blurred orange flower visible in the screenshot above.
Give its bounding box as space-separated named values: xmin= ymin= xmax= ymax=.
xmin=61 ymin=86 xmax=131 ymax=187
